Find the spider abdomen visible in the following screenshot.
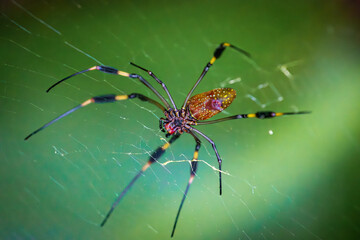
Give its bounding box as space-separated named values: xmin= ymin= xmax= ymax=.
xmin=187 ymin=88 xmax=236 ymax=120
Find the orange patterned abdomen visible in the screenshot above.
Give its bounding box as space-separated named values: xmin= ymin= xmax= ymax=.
xmin=187 ymin=88 xmax=236 ymax=120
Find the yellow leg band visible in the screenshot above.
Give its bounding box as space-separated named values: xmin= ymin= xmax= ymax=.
xmin=193 ymin=151 xmax=198 ymax=160
xmin=210 ymin=56 xmax=217 ymax=65
xmin=141 ymin=161 xmax=151 ymax=171
xmin=189 ymin=174 xmax=195 ymax=184
xmin=162 ymin=142 xmax=170 ymax=150
xmin=117 ymin=71 xmax=130 ymax=77
xmin=115 ymin=95 xmax=128 ymax=101
xmin=81 ymin=99 xmax=93 ymax=106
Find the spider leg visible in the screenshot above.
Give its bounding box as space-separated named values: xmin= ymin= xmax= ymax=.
xmin=188 ymin=127 xmax=223 ymax=195
xmin=130 ymin=62 xmax=177 ymax=110
xmin=196 ymin=110 xmax=311 ymax=125
xmin=171 ymin=131 xmax=201 ymax=237
xmin=182 ymin=42 xmax=251 ymax=109
xmin=24 ymin=93 xmax=165 ymax=140
xmin=159 ymin=118 xmax=166 ymax=132
xmin=46 ymin=66 xmax=171 ymax=109
xmin=101 ymin=134 xmax=180 ymax=227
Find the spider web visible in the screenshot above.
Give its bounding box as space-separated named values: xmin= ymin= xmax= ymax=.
xmin=1 ymin=1 xmax=359 ymax=240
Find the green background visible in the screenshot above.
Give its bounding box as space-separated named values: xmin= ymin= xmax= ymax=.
xmin=1 ymin=0 xmax=359 ymax=239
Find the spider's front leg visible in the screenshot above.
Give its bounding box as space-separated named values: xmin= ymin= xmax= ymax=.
xmin=45 ymin=65 xmax=172 ymax=110
xmin=130 ymin=62 xmax=177 ymax=110
xmin=24 ymin=93 xmax=165 ymax=140
xmin=182 ymin=42 xmax=251 ymax=108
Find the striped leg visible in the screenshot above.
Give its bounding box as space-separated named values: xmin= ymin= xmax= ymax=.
xmin=196 ymin=111 xmax=311 ymax=125
xmin=101 ymin=134 xmax=180 ymax=227
xmin=182 ymin=42 xmax=251 ymax=109
xmin=24 ymin=93 xmax=165 ymax=140
xmin=46 ymin=65 xmax=171 ymax=109
xmin=171 ymin=132 xmax=201 ymax=237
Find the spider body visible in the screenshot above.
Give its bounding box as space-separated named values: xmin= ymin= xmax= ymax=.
xmin=161 ymin=88 xmax=236 ymax=136
xmin=25 ymin=42 xmax=310 ymax=237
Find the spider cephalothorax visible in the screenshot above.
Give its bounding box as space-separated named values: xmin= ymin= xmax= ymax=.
xmin=25 ymin=42 xmax=309 ymax=237
xmin=161 ymin=108 xmax=195 ymax=136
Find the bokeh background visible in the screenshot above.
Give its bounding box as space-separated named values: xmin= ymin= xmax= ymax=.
xmin=1 ymin=0 xmax=359 ymax=239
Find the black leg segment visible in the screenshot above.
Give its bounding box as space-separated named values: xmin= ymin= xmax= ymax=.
xmin=171 ymin=132 xmax=201 ymax=237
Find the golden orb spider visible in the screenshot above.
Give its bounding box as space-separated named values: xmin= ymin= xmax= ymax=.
xmin=25 ymin=42 xmax=310 ymax=237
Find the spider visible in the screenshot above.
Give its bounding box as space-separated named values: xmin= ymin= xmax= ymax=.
xmin=25 ymin=42 xmax=310 ymax=237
